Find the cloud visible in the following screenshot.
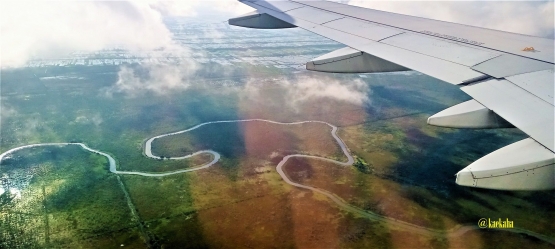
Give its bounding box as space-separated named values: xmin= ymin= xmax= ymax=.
xmin=74 ymin=113 xmax=103 ymax=127
xmin=0 ymin=104 xmax=46 ymax=143
xmin=148 ymin=0 xmax=254 ymax=17
xmin=1 ymin=1 xmax=178 ymax=67
xmin=0 ymin=0 xmax=254 ymax=68
xmin=283 ymin=76 xmax=370 ymax=106
xmin=13 ymin=119 xmax=41 ymax=142
xmin=347 ymin=0 xmax=554 ymax=38
xmin=0 ymin=104 xmax=17 ymax=128
xmin=208 ymin=0 xmax=255 ymax=15
xmin=148 ymin=1 xmax=198 ymax=17
xmin=242 ymin=75 xmax=371 ymax=109
xmin=104 ymin=61 xmax=198 ymax=97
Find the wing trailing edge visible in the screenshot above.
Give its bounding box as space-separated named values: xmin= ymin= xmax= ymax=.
xmin=229 ymin=10 xmax=296 ymax=29
xmin=305 ymin=47 xmax=409 ymax=73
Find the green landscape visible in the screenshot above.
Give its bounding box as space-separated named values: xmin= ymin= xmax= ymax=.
xmin=1 ymin=19 xmax=554 ymax=249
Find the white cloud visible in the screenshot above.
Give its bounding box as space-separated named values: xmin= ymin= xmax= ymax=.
xmin=104 ymin=61 xmax=198 ymax=97
xmin=347 ymin=1 xmax=554 ymax=38
xmin=0 ymin=0 xmax=253 ymax=68
xmin=74 ymin=113 xmax=103 ymax=127
xmin=203 ymin=0 xmax=255 ymax=16
xmin=242 ymin=76 xmax=371 ymax=108
xmin=148 ymin=0 xmax=254 ymax=17
xmin=148 ymin=1 xmax=198 ymax=17
xmin=0 ymin=104 xmax=17 ymax=130
xmin=283 ymin=76 xmax=370 ymax=106
xmin=1 ymin=1 xmax=179 ymax=67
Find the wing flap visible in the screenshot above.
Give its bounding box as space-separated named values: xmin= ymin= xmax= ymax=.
xmin=380 ymin=33 xmax=501 ymax=67
xmin=285 ymin=7 xmax=344 ymax=24
xmin=462 ymin=79 xmax=555 ymax=152
xmin=323 ymin=18 xmax=404 ymax=41
xmin=353 ymin=41 xmax=485 ymax=84
xmin=472 ymin=55 xmax=554 ymax=78
xmin=506 ymin=69 xmax=554 ymax=105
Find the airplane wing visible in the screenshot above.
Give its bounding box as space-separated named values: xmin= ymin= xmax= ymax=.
xmin=229 ymin=0 xmax=555 ymax=190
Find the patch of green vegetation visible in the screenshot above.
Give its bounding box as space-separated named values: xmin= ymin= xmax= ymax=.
xmin=218 ymin=157 xmax=241 ymax=182
xmin=352 ymin=156 xmax=372 ymax=174
xmin=121 ymin=174 xmax=195 ymax=222
xmin=0 ymin=146 xmax=135 ymax=248
xmin=479 ymin=229 xmax=555 ymax=249
xmin=146 ymin=211 xmax=209 ymax=249
xmin=339 ymin=213 xmax=392 ymax=249
xmin=0 ymin=192 xmax=15 ymax=209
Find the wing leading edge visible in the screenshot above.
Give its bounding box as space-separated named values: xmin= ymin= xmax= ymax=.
xmin=229 ymin=0 xmax=555 ymax=190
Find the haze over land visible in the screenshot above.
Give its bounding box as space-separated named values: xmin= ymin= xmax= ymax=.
xmin=1 ymin=1 xmax=554 ymax=248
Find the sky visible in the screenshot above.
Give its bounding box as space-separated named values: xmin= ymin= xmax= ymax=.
xmin=348 ymin=1 xmax=554 ymax=38
xmin=1 ymin=0 xmax=553 ymax=68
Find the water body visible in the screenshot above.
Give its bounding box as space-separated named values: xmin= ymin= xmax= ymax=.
xmin=1 ymin=119 xmax=553 ymax=244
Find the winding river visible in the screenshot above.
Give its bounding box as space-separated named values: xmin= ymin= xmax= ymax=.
xmin=1 ymin=119 xmax=553 ymax=244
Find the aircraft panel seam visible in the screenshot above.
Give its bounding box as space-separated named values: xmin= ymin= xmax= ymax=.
xmin=288 ymin=0 xmax=554 ymax=64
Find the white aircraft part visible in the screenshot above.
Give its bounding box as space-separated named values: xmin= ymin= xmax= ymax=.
xmin=285 ymin=7 xmax=343 ymax=25
xmin=456 ymin=138 xmax=555 ymax=190
xmin=323 ymin=18 xmax=404 ymax=42
xmin=506 ymin=69 xmax=554 ymax=105
xmin=462 ymin=79 xmax=555 ymax=152
xmin=251 ymin=0 xmax=304 ymax=12
xmin=228 ymin=11 xmax=296 ymax=29
xmin=353 ymin=42 xmax=485 ymax=85
xmin=427 ymin=100 xmax=513 ymax=129
xmin=380 ymin=33 xmax=501 ymax=67
xmin=288 ymin=0 xmax=554 ymax=63
xmin=238 ymin=1 xmax=487 ymax=85
xmin=306 ymin=47 xmax=408 ymax=73
xmin=471 ymin=54 xmax=554 ymax=78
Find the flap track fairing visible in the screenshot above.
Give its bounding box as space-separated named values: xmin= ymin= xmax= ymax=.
xmin=228 ymin=11 xmax=296 ymax=29
xmin=428 ymin=100 xmax=514 ymax=129
xmin=456 ymin=138 xmax=555 ymax=190
xmin=306 ymin=47 xmax=409 ymax=73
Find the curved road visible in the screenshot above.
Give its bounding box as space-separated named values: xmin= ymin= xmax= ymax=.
xmin=1 ymin=119 xmax=553 ymax=244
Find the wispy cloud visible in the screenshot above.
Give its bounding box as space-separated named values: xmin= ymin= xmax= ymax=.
xmin=74 ymin=113 xmax=103 ymax=127
xmin=283 ymin=76 xmax=370 ymax=106
xmin=0 ymin=104 xmax=17 ymax=129
xmin=103 ymin=61 xmax=198 ymax=97
xmin=242 ymin=75 xmax=371 ymax=110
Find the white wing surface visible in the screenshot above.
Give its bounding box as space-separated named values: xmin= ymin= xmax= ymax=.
xmin=229 ymin=0 xmax=554 ymax=190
